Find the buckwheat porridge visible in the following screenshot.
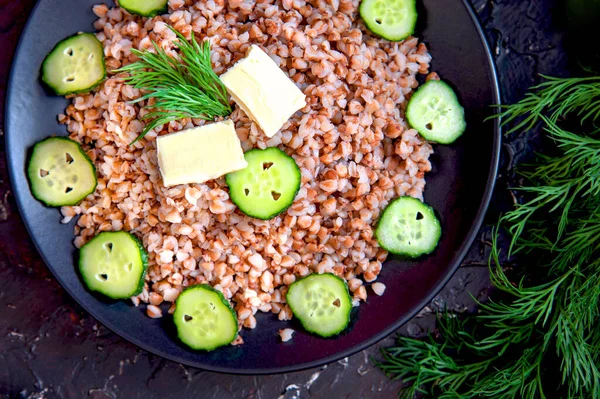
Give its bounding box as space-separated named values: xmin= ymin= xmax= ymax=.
xmin=55 ymin=0 xmax=435 ymax=344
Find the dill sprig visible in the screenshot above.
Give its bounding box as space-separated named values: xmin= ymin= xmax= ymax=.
xmin=496 ymin=75 xmax=600 ymax=133
xmin=376 ymin=76 xmax=600 ymax=399
xmin=503 ymin=119 xmax=600 ymax=254
xmin=116 ymin=26 xmax=231 ymax=143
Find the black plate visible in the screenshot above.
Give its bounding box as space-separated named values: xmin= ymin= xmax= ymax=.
xmin=5 ymin=0 xmax=500 ymax=374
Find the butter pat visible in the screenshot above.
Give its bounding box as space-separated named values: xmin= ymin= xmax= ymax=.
xmin=156 ymin=120 xmax=248 ymax=187
xmin=220 ymin=45 xmax=306 ymax=138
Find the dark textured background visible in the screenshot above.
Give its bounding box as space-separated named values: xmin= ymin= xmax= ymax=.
xmin=0 ymin=0 xmax=568 ymax=398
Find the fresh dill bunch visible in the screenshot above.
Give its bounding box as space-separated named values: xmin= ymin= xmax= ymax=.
xmin=116 ymin=26 xmax=231 ymax=143
xmin=376 ymin=75 xmax=600 ymax=399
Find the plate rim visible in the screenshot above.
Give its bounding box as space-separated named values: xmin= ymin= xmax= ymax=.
xmin=4 ymin=0 xmax=502 ymax=375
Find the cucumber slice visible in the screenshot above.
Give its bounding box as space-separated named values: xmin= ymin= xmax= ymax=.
xmin=41 ymin=33 xmax=106 ymax=96
xmin=375 ymin=196 xmax=441 ymax=258
xmin=286 ymin=273 xmax=352 ymax=338
xmin=360 ymin=0 xmax=418 ymax=41
xmin=79 ymin=231 xmax=148 ymax=299
xmin=27 ymin=137 xmax=97 ymax=207
xmin=118 ymin=0 xmax=168 ymax=17
xmin=225 ymin=147 xmax=301 ymax=220
xmin=406 ymin=80 xmax=467 ymax=144
xmin=173 ymin=285 xmax=238 ymax=351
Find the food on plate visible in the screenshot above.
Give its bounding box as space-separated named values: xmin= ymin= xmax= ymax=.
xmin=220 ymin=45 xmax=307 ymax=138
xmin=375 ymin=196 xmax=441 ymax=258
xmin=27 ymin=137 xmax=97 ymax=207
xmin=118 ymin=0 xmax=168 ymax=17
xmin=286 ymin=273 xmax=352 ymax=337
xmin=173 ymin=284 xmax=238 ymax=351
xmin=156 ymin=120 xmax=247 ymax=187
xmin=359 ymin=0 xmax=418 ymax=42
xmin=44 ymin=0 xmax=457 ymax=347
xmin=117 ymin=28 xmax=231 ymax=143
xmin=79 ymin=231 xmax=148 ymax=299
xmin=226 ymin=147 xmax=301 ymax=220
xmin=41 ymin=33 xmax=106 ymax=96
xmin=406 ymin=80 xmax=466 ymax=144
xmin=279 ymin=328 xmax=295 ymax=342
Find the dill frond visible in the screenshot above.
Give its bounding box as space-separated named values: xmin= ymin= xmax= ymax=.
xmin=496 ymin=75 xmax=600 ymax=133
xmin=116 ymin=26 xmax=231 ymax=143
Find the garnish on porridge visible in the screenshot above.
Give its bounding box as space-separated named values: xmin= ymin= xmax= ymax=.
xmin=225 ymin=147 xmax=302 ymax=220
xmin=286 ymin=273 xmax=352 ymax=337
xmin=406 ymin=80 xmax=466 ymax=144
xmin=359 ymin=0 xmax=418 ymax=42
xmin=375 ymin=196 xmax=441 ymax=258
xmin=173 ymin=284 xmax=238 ymax=350
xmin=79 ymin=230 xmax=148 ymax=299
xmin=156 ymin=120 xmax=247 ymax=187
xmin=27 ymin=137 xmax=98 ymax=207
xmin=41 ymin=33 xmax=106 ymax=96
xmin=117 ymin=0 xmax=169 ymax=17
xmin=117 ymin=28 xmax=232 ymax=143
xmin=220 ymin=44 xmax=307 ymax=138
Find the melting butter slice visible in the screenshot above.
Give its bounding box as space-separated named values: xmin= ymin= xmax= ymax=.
xmin=156 ymin=120 xmax=248 ymax=187
xmin=220 ymin=45 xmax=307 ymax=138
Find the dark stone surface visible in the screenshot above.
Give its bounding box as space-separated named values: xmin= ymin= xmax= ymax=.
xmin=0 ymin=0 xmax=568 ymax=398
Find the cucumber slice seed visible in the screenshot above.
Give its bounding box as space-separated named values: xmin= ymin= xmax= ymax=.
xmin=41 ymin=33 xmax=106 ymax=96
xmin=375 ymin=196 xmax=441 ymax=258
xmin=79 ymin=231 xmax=148 ymax=299
xmin=118 ymin=0 xmax=168 ymax=17
xmin=27 ymin=137 xmax=97 ymax=207
xmin=360 ymin=0 xmax=418 ymax=41
xmin=226 ymin=147 xmax=301 ymax=220
xmin=286 ymin=273 xmax=352 ymax=337
xmin=173 ymin=285 xmax=238 ymax=351
xmin=406 ymin=80 xmax=467 ymax=144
